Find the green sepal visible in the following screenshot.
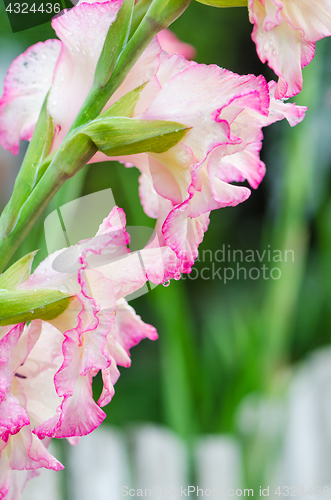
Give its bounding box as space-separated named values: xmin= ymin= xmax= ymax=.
xmin=0 ymin=93 xmax=54 ymax=238
xmin=195 ymin=0 xmax=247 ymax=6
xmin=94 ymin=0 xmax=134 ymax=88
xmin=0 ymin=289 xmax=74 ymax=326
xmin=0 ymin=251 xmax=37 ymax=291
xmin=144 ymin=0 xmax=192 ymax=31
xmin=81 ymin=117 xmax=190 ymax=156
xmin=100 ymin=82 xmax=148 ymax=119
xmin=130 ymin=0 xmax=153 ymax=37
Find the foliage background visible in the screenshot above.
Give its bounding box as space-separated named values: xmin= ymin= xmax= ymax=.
xmin=1 ymin=0 xmax=331 ymax=490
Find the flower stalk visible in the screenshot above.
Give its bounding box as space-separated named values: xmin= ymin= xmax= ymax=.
xmin=0 ymin=0 xmax=192 ymax=272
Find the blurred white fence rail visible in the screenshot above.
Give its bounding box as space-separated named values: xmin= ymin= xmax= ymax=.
xmin=272 ymin=348 xmax=331 ymax=497
xmin=22 ymin=425 xmax=242 ymax=499
xmin=22 ymin=347 xmax=331 ymax=499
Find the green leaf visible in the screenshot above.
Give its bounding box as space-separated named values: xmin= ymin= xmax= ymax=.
xmin=0 ymin=289 xmax=74 ymax=326
xmin=0 ymin=251 xmax=37 ymax=291
xmin=100 ymin=82 xmax=148 ymax=119
xmin=81 ymin=117 xmax=190 ymax=156
xmin=195 ymin=0 xmax=247 ymax=6
xmin=0 ymin=93 xmax=54 ymax=239
xmin=94 ymin=0 xmax=135 ymax=88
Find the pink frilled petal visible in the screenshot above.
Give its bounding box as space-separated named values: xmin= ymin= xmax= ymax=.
xmin=98 ymin=298 xmax=158 ymax=406
xmin=17 ymin=323 xmax=63 ymax=426
xmin=148 ymin=144 xmax=197 ymax=204
xmin=248 ymin=0 xmax=331 ymax=98
xmin=85 ymin=247 xmax=161 ymax=301
xmin=0 ymin=40 xmax=61 ymax=154
xmin=217 ymin=135 xmax=266 ymax=190
xmin=0 ymin=325 xmax=30 ymax=441
xmin=49 ymin=0 xmax=123 ymax=147
xmin=98 ymin=358 xmax=120 ymax=407
xmin=138 ymin=172 xmax=159 ymax=219
xmin=0 ymin=324 xmax=24 ymax=400
xmin=163 ymin=202 xmax=210 ymax=272
xmin=115 ymin=298 xmax=158 ymax=356
xmin=0 ymin=427 xmax=62 ymax=499
xmin=143 ymin=59 xmax=269 ymax=163
xmin=188 ymin=162 xmax=251 ymax=218
xmin=34 ymin=375 xmax=106 ymax=439
xmin=263 ymin=80 xmax=306 ymax=127
xmin=157 ymin=29 xmax=196 ymax=60
xmin=9 ymin=426 xmax=63 ymax=471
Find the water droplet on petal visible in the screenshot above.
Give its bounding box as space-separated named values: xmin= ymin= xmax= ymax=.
xmin=59 ymin=284 xmax=69 ymax=294
xmin=162 ymin=280 xmax=171 ymax=287
xmin=174 ymin=272 xmax=181 ymax=281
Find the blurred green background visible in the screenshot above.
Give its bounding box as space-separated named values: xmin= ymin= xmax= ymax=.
xmin=1 ymin=0 xmax=331 ymax=490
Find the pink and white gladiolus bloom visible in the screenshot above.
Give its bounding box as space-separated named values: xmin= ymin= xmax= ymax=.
xmin=0 ymin=206 xmax=159 ymax=498
xmin=248 ymin=0 xmax=331 ymax=98
xmin=111 ymin=65 xmax=306 ymax=274
xmin=0 ymin=0 xmax=306 ymax=279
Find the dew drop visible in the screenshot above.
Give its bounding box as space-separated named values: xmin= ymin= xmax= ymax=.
xmin=174 ymin=272 xmax=181 ymax=281
xmin=59 ymin=284 xmax=69 ymax=294
xmin=40 ymin=268 xmax=47 ymax=275
xmin=162 ymin=280 xmax=171 ymax=287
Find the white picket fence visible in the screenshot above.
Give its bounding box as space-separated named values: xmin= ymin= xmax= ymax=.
xmin=22 ymin=347 xmax=331 ymax=500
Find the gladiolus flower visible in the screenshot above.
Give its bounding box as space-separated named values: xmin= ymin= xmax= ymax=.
xmin=0 ymin=207 xmax=159 ymax=497
xmin=248 ymin=0 xmax=331 ymax=98
xmin=107 ymin=59 xmax=306 ymax=273
xmin=0 ymin=0 xmax=306 ymax=276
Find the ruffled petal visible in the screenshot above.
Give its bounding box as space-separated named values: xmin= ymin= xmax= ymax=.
xmin=9 ymin=426 xmax=63 ymax=471
xmin=248 ymin=0 xmax=331 ymax=98
xmin=163 ymin=203 xmax=210 ymax=271
xmin=143 ymin=58 xmax=269 ymax=162
xmin=115 ymin=298 xmax=158 ymax=355
xmin=98 ymin=358 xmax=120 ymax=407
xmin=157 ymin=29 xmax=196 ymax=60
xmin=0 ymin=40 xmax=61 ymax=154
xmin=34 ymin=375 xmax=106 ymax=439
xmin=138 ymin=173 xmax=159 ymax=219
xmin=0 ymin=325 xmax=30 ymax=441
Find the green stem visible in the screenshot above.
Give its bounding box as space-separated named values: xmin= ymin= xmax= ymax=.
xmin=69 ymin=0 xmax=191 ymax=130
xmin=0 ymin=0 xmax=191 ymax=271
xmin=0 ymin=136 xmax=97 ymax=273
